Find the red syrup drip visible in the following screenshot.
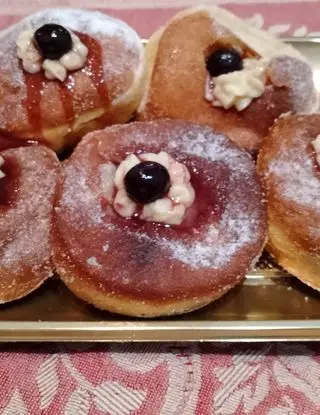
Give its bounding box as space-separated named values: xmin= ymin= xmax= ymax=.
xmin=22 ymin=64 xmax=76 ymax=131
xmin=103 ymin=155 xmax=230 ymax=240
xmin=22 ymin=33 xmax=109 ymax=133
xmin=0 ymin=156 xmax=20 ymax=206
xmin=78 ymin=33 xmax=109 ymax=107
xmin=22 ymin=70 xmax=44 ymax=133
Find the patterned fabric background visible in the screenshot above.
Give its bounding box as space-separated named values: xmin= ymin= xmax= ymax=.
xmin=1 ymin=342 xmax=320 ymax=414
xmin=0 ymin=1 xmax=319 ymax=414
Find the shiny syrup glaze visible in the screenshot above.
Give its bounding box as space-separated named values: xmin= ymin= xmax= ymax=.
xmin=22 ymin=32 xmax=109 ymax=133
xmin=102 ymin=154 xmax=230 ymax=239
xmin=0 ymin=132 xmax=37 ymax=152
xmin=0 ymin=155 xmax=20 ymax=206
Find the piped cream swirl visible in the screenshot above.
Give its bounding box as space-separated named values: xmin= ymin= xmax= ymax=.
xmin=205 ymin=58 xmax=267 ymax=111
xmin=312 ymin=135 xmax=320 ymax=168
xmin=17 ymin=29 xmax=88 ymax=81
xmin=100 ymin=152 xmax=195 ymax=225
xmin=0 ymin=156 xmax=5 ymax=179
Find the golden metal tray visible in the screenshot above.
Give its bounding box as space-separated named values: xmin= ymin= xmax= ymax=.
xmin=2 ymin=38 xmax=320 ymax=342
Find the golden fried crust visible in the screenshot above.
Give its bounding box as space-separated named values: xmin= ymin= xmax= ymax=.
xmin=50 ymin=254 xmax=233 ymax=318
xmin=0 ymin=9 xmax=145 ymax=151
xmin=139 ymin=8 xmax=315 ymax=153
xmin=257 ymin=115 xmax=320 ymax=289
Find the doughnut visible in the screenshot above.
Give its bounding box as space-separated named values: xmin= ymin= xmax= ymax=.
xmin=257 ymin=115 xmax=320 ymax=290
xmin=138 ymin=6 xmax=318 ymax=154
xmin=0 ymin=8 xmax=145 ymax=152
xmin=0 ymin=145 xmax=61 ymax=303
xmin=53 ymin=120 xmax=267 ymax=317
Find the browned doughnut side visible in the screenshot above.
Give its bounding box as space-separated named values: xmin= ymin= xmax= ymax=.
xmin=138 ymin=8 xmax=313 ymax=153
xmin=257 ymin=115 xmax=320 ymax=289
xmin=53 ymin=234 xmax=234 ymax=317
xmin=267 ymin=222 xmax=320 ymax=291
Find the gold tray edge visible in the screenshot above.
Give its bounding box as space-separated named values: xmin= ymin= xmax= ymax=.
xmin=2 ymin=320 xmax=320 ymax=342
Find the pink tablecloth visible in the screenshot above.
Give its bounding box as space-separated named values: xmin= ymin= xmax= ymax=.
xmin=1 ymin=342 xmax=320 ymax=414
xmin=1 ymin=1 xmax=320 ymax=414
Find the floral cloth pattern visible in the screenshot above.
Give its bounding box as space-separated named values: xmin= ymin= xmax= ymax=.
xmin=1 ymin=343 xmax=320 ymax=414
xmin=0 ymin=1 xmax=320 ymax=414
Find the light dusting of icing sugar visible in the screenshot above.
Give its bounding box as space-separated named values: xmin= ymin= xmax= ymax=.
xmin=118 ymin=122 xmax=264 ymax=270
xmin=0 ymin=8 xmax=144 ymax=130
xmin=269 ymin=151 xmax=320 ymax=212
xmin=60 ymin=143 xmax=104 ymax=227
xmin=57 ymin=121 xmax=265 ymax=283
xmin=265 ymin=118 xmax=320 ymax=249
xmin=167 ymin=129 xmax=252 ymax=175
xmin=161 ymin=130 xmax=262 ymax=268
xmin=162 ymin=209 xmax=261 ymax=269
xmin=102 ymin=243 xmax=109 ymax=253
xmin=20 ymin=8 xmax=141 ymax=48
xmin=0 ymin=146 xmax=59 ymax=276
xmin=87 ymin=256 xmax=101 ymax=267
xmin=268 ymin=56 xmax=318 ymax=114
xmin=171 ymin=127 xmax=263 ymax=269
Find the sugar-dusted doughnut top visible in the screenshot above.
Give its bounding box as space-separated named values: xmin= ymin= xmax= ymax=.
xmin=0 ymin=145 xmax=61 ymax=302
xmin=0 ymin=8 xmax=144 ymax=137
xmin=258 ymin=115 xmax=320 ymax=254
xmin=54 ymin=120 xmax=267 ymax=301
xmin=139 ymin=6 xmax=317 ymax=153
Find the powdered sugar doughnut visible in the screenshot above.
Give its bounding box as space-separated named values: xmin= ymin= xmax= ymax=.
xmin=53 ymin=120 xmax=267 ymax=317
xmin=138 ymin=6 xmax=317 ymax=154
xmin=0 ymin=8 xmax=145 ymax=151
xmin=257 ymin=115 xmax=320 ymax=290
xmin=0 ymin=145 xmax=61 ymax=303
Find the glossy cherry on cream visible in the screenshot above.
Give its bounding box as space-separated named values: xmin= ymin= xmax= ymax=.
xmin=206 ymin=48 xmax=243 ymax=77
xmin=124 ymin=161 xmax=170 ymax=204
xmin=35 ymin=24 xmax=72 ymax=60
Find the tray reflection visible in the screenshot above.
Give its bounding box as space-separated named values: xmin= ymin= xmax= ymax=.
xmin=0 ymin=274 xmax=319 ymax=324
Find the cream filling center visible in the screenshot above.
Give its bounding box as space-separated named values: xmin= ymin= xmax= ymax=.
xmin=101 ymin=152 xmax=195 ymax=226
xmin=311 ymin=135 xmax=320 ymax=168
xmin=17 ymin=29 xmax=88 ymax=82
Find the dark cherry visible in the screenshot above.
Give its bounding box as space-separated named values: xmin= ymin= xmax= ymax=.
xmin=35 ymin=24 xmax=72 ymax=60
xmin=206 ymin=48 xmax=243 ymax=77
xmin=124 ymin=161 xmax=170 ymax=204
